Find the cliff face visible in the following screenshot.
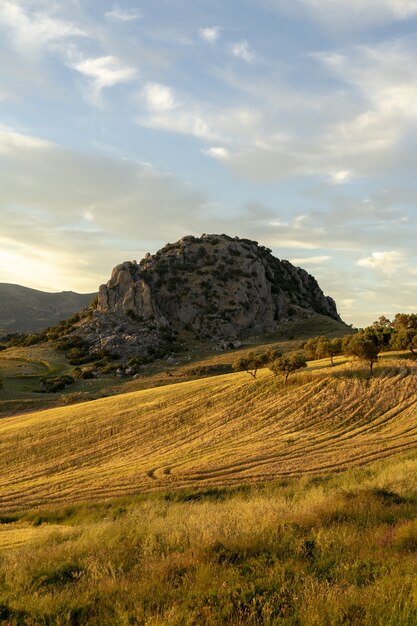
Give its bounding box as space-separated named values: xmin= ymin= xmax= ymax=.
xmin=89 ymin=234 xmax=340 ymax=354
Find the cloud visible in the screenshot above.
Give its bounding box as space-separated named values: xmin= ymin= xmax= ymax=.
xmin=143 ymin=82 xmax=176 ymax=112
xmin=203 ymin=146 xmax=230 ymax=160
xmin=330 ymin=170 xmax=353 ymax=184
xmin=137 ymin=77 xmax=262 ymax=142
xmin=206 ymin=40 xmax=417 ymax=184
xmin=229 ymin=40 xmax=256 ymax=63
xmin=0 ymin=1 xmax=87 ymax=51
xmin=199 ymin=26 xmax=220 ymax=43
xmin=0 ymin=127 xmax=209 ymax=290
xmin=105 ymin=6 xmax=142 ymax=22
xmin=357 ymin=251 xmax=406 ymax=274
xmin=256 ymin=0 xmax=417 ymax=28
xmin=70 ymin=55 xmax=137 ymax=103
xmin=0 ymin=89 xmax=12 ymax=101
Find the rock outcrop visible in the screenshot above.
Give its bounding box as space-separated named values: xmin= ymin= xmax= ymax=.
xmin=74 ymin=234 xmax=341 ymax=359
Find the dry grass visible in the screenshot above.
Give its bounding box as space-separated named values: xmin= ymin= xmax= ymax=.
xmin=2 ymin=454 xmax=417 ymax=624
xmin=1 ymin=357 xmax=416 ymax=513
xmin=1 ymin=354 xmax=417 ymax=624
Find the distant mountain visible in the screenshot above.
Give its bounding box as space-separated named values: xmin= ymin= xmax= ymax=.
xmin=0 ymin=283 xmax=96 ymax=334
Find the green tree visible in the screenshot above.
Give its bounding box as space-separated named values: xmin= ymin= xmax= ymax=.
xmin=269 ymin=353 xmax=307 ymax=383
xmin=315 ymin=336 xmax=331 ymax=360
xmin=344 ymin=327 xmax=382 ymax=374
xmin=316 ymin=336 xmax=343 ymax=366
xmin=371 ymin=316 xmax=394 ymax=350
xmin=232 ymin=351 xmax=266 ymax=379
xmin=233 ymin=349 xmax=282 ymax=380
xmin=390 ymin=313 xmax=417 ymax=357
xmin=303 ymin=337 xmax=320 ymax=360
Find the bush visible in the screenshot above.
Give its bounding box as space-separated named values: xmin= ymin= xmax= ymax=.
xmin=39 ymin=375 xmax=75 ymax=393
xmin=182 ymin=364 xmax=232 ymax=377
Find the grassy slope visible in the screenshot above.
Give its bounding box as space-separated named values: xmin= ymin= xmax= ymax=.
xmin=1 ymin=355 xmax=416 ymax=513
xmin=3 ymin=454 xmax=417 ymax=624
xmin=0 ymin=313 xmax=352 ymax=419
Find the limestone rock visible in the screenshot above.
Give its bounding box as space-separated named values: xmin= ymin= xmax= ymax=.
xmin=75 ymin=234 xmax=342 ymax=360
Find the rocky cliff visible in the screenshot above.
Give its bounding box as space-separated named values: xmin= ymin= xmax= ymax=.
xmin=75 ymin=234 xmax=341 ymax=359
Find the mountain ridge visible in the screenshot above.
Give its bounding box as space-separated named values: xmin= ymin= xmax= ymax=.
xmin=0 ymin=283 xmax=96 ymax=334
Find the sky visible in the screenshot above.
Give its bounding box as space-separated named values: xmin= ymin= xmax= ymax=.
xmin=1 ymin=0 xmax=417 ymax=327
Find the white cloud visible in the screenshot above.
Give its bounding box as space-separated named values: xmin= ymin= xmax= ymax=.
xmin=0 ymin=127 xmax=207 ymax=290
xmin=331 ymin=170 xmax=353 ymax=184
xmin=0 ymin=90 xmax=11 ymax=101
xmin=143 ymin=82 xmax=176 ymax=112
xmin=203 ymin=146 xmax=230 ymax=160
xmin=258 ymin=0 xmax=417 ymax=28
xmin=105 ymin=6 xmax=142 ymax=22
xmin=205 ymin=40 xmax=417 ymax=184
xmin=0 ymin=1 xmax=87 ymax=50
xmin=306 ymin=0 xmax=417 ymax=20
xmin=357 ymin=251 xmax=405 ymax=274
xmin=70 ymin=55 xmax=137 ymax=103
xmin=199 ymin=26 xmax=220 ymax=43
xmin=0 ymin=126 xmax=52 ymax=153
xmin=229 ymin=40 xmax=256 ymax=63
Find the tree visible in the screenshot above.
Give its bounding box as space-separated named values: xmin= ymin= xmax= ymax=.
xmin=344 ymin=327 xmax=382 ymax=374
xmin=269 ymin=353 xmax=307 ymax=383
xmin=315 ymin=336 xmax=343 ymax=366
xmin=233 ymin=349 xmax=282 ymax=379
xmin=315 ymin=336 xmax=331 ymax=361
xmin=303 ymin=337 xmax=320 ymax=360
xmin=304 ymin=335 xmax=343 ymax=365
xmin=371 ymin=316 xmax=394 ymax=350
xmin=390 ymin=313 xmax=417 ymax=357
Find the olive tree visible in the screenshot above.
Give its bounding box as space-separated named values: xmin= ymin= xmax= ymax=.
xmin=233 ymin=349 xmax=281 ymax=380
xmin=390 ymin=313 xmax=417 ymax=357
xmin=343 ymin=327 xmax=382 ymax=374
xmin=269 ymin=353 xmax=307 ymax=384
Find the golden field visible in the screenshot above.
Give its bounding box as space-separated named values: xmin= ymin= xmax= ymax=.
xmin=0 ymin=356 xmax=416 ymax=513
xmin=1 ymin=355 xmax=417 ymax=624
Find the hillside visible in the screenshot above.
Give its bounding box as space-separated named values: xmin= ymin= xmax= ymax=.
xmin=1 ymin=356 xmax=416 ymax=512
xmin=75 ymin=234 xmax=343 ymax=360
xmin=0 ymin=283 xmax=95 ymax=334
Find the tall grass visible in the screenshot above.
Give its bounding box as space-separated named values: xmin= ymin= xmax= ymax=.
xmin=3 ymin=454 xmax=417 ymax=624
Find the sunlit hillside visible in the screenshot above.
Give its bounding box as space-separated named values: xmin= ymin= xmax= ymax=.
xmin=1 ymin=357 xmax=416 ymax=513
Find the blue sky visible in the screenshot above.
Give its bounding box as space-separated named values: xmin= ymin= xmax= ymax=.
xmin=1 ymin=0 xmax=417 ymax=326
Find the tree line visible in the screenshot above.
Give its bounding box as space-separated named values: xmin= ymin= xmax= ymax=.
xmin=233 ymin=313 xmax=417 ymax=382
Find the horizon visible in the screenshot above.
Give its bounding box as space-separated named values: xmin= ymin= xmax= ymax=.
xmin=1 ymin=1 xmax=416 ymax=327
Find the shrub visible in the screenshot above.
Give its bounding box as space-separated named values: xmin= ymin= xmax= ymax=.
xmin=39 ymin=375 xmax=75 ymax=393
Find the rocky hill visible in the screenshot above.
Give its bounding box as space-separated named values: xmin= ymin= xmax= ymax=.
xmin=0 ymin=283 xmax=96 ymax=334
xmin=74 ymin=234 xmax=342 ymax=359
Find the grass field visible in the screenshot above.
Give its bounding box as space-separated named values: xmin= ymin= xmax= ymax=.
xmin=0 ymin=355 xmax=416 ymax=513
xmin=3 ymin=453 xmax=417 ymax=624
xmin=0 ymin=314 xmax=351 ymax=419
xmin=1 ymin=349 xmax=417 ymax=624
